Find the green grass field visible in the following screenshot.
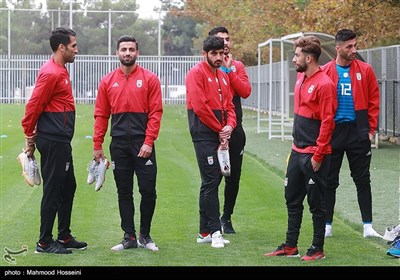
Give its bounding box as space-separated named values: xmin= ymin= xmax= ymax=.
xmin=0 ymin=104 xmax=399 ymax=270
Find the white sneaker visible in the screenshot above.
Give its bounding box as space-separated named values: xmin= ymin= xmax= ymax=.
xmin=111 ymin=234 xmax=138 ymax=251
xmin=363 ymin=224 xmax=383 ymax=238
xmin=325 ymin=224 xmax=332 ymax=237
xmin=211 ymin=230 xmax=225 ymax=248
xmin=95 ymin=159 xmax=109 ymax=192
xmin=17 ymin=152 xmax=35 ymax=187
xmin=86 ymin=160 xmax=98 ymax=184
xmin=197 ymin=233 xmax=230 ymax=244
xmin=383 ymin=225 xmax=400 ymax=242
xmin=217 ymin=145 xmax=230 ymax=177
xmin=138 ymin=234 xmax=159 ymax=252
xmin=31 ymin=155 xmax=41 ymax=185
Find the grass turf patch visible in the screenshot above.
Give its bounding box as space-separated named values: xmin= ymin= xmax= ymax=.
xmin=0 ymin=104 xmax=399 ymax=269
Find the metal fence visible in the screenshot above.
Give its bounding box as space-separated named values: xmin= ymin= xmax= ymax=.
xmin=1 ymin=45 xmax=399 ymax=137
xmin=0 ymin=55 xmax=203 ymax=105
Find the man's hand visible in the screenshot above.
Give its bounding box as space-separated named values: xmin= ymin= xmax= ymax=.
xmin=369 ymin=133 xmax=374 ymax=141
xmin=24 ymin=134 xmax=36 ymax=157
xmin=311 ymin=157 xmax=321 ymax=172
xmin=219 ymin=125 xmax=233 ymax=141
xmin=138 ymin=143 xmax=152 ymax=158
xmin=219 ymin=138 xmax=229 ymax=150
xmin=24 ymin=144 xmax=35 ymax=158
xmin=223 ymin=53 xmax=233 ymax=69
xmin=93 ymin=149 xmax=105 ymax=162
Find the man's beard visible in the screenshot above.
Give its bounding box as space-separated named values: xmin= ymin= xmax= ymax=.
xmin=207 ymin=55 xmax=222 ymax=68
xmin=295 ymin=63 xmax=307 ymax=73
xmin=224 ymin=46 xmax=230 ymax=56
xmin=120 ymin=56 xmax=137 ymax=66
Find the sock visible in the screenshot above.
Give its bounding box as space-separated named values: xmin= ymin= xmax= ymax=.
xmin=363 ymin=223 xmax=373 ymax=229
xmin=58 ymin=236 xmax=72 ymax=243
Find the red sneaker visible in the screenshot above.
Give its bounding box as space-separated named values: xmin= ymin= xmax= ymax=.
xmin=264 ymin=243 xmax=300 ymax=257
xmin=301 ymin=245 xmax=325 ymax=261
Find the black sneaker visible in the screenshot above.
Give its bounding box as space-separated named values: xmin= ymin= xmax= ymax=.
xmin=35 ymin=240 xmax=72 ymax=254
xmin=111 ymin=233 xmax=138 ymax=251
xmin=221 ymin=217 xmax=236 ymax=234
xmin=138 ymin=234 xmax=159 ymax=252
xmin=57 ymin=236 xmax=87 ymax=250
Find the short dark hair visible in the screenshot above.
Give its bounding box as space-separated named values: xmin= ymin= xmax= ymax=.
xmin=208 ymin=26 xmax=229 ymax=36
xmin=293 ymin=35 xmax=322 ymax=61
xmin=335 ymin=29 xmax=357 ymax=44
xmin=203 ymin=35 xmax=224 ymax=52
xmin=117 ymin=35 xmax=138 ymax=50
xmin=49 ymin=27 xmax=76 ymax=52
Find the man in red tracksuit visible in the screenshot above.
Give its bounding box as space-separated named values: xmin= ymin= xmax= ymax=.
xmin=264 ymin=36 xmax=337 ymax=261
xmin=93 ymin=35 xmax=163 ymax=252
xmin=186 ymin=35 xmax=236 ymax=248
xmin=322 ymin=29 xmax=381 ymax=238
xmin=208 ymin=26 xmax=252 ymax=234
xmin=21 ymin=27 xmax=87 ymax=254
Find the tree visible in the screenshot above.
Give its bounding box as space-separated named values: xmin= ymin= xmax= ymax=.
xmin=183 ymin=0 xmax=400 ymax=65
xmin=162 ymin=13 xmax=199 ymax=55
xmin=0 ymin=0 xmax=161 ymax=55
xmin=159 ymin=0 xmax=200 ymax=55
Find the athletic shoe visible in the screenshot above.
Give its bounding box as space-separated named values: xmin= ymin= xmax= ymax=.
xmin=31 ymin=155 xmax=41 ymax=185
xmin=363 ymin=223 xmax=382 ymax=238
xmin=111 ymin=233 xmax=138 ymax=251
xmin=388 ymin=235 xmax=400 ymax=246
xmin=301 ymin=245 xmax=325 ymax=261
xmin=86 ymin=159 xmax=98 ymax=184
xmin=197 ymin=233 xmax=230 ymax=244
xmin=217 ymin=145 xmax=230 ymax=176
xmin=325 ymin=224 xmax=332 ymax=237
xmin=35 ymin=240 xmax=72 ymax=254
xmin=56 ymin=236 xmax=87 ymax=250
xmin=95 ymin=158 xmax=109 ymax=191
xmin=264 ymin=243 xmax=300 ymax=257
xmin=211 ymin=230 xmax=225 ymax=248
xmin=138 ymin=234 xmax=159 ymax=252
xmin=386 ymin=239 xmax=400 ymax=258
xmin=17 ymin=151 xmax=35 ymax=187
xmin=383 ymin=225 xmax=400 ymax=242
xmin=221 ymin=217 xmax=236 ymax=234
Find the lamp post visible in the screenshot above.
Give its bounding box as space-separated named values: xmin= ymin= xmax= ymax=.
xmin=69 ymin=0 xmax=73 ymax=29
xmin=157 ymin=7 xmax=162 ymax=77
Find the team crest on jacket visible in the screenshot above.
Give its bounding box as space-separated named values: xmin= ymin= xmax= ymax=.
xmin=207 ymin=156 xmax=214 ymax=165
xmin=356 ymin=72 xmax=362 ymax=80
xmin=308 ymin=85 xmax=315 ymax=94
xmin=231 ymin=65 xmax=236 ymax=72
xmin=137 ymin=80 xmax=143 ymax=88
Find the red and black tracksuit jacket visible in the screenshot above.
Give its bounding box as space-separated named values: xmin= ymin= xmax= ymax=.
xmin=228 ymin=60 xmax=252 ymax=127
xmin=22 ymin=58 xmax=75 ymax=142
xmin=292 ymin=69 xmax=337 ymax=162
xmin=186 ymin=61 xmax=236 ymax=142
xmin=321 ymin=59 xmax=379 ymax=140
xmin=93 ymin=66 xmax=163 ymax=150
